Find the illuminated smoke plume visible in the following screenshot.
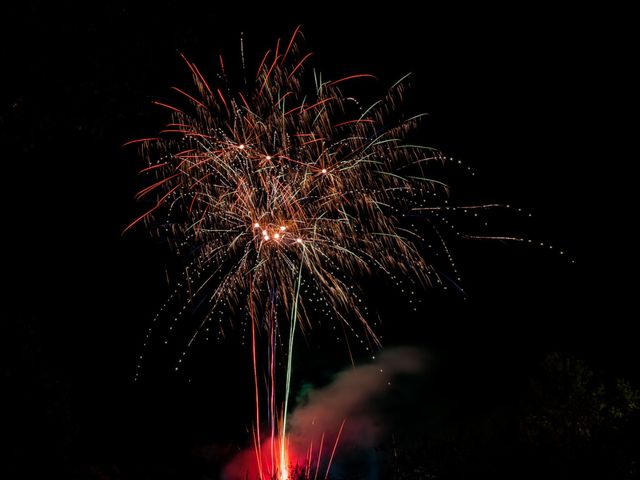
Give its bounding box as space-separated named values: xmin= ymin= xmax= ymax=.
xmin=223 ymin=347 xmax=426 ymax=480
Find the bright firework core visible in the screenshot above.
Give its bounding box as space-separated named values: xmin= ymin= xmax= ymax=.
xmin=255 ymin=222 xmax=299 ymax=244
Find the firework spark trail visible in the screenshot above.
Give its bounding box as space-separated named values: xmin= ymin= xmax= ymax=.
xmin=278 ymin=255 xmax=304 ymax=480
xmin=127 ymin=29 xmax=508 ymax=479
xmin=127 ymin=34 xmax=438 ymax=337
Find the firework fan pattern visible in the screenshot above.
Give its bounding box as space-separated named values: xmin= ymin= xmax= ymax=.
xmin=127 ymin=29 xmax=453 ymax=351
xmin=127 ymin=28 xmax=463 ymax=479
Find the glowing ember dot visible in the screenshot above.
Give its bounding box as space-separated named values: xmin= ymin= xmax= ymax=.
xmin=279 ymin=226 xmax=286 ymax=231
xmin=296 ymin=238 xmax=303 ymax=243
xmin=265 ymin=155 xmax=271 ymax=160
xmin=263 ymin=235 xmax=269 ymax=240
xmin=321 ymin=168 xmax=327 ymax=174
xmin=262 ymin=230 xmax=268 ymax=235
xmin=254 ymin=222 xmax=260 ymax=228
xmin=238 ymin=144 xmax=245 ymax=149
xmin=274 ymin=233 xmax=280 ymax=239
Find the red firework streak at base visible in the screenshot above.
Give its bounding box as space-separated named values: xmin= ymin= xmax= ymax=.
xmin=224 ymin=421 xmax=346 ymax=480
xmin=125 ymin=26 xmax=511 ymax=480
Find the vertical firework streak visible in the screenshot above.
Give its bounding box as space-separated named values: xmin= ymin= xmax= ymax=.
xmin=279 ymin=255 xmax=303 ymax=479
xmin=125 ymin=28 xmax=512 ymax=478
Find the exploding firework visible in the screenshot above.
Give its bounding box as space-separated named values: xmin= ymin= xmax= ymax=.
xmin=127 ymin=29 xmax=451 ymax=356
xmin=126 ymin=28 xmax=489 ymax=479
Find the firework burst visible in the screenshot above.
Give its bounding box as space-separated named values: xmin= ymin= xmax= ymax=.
xmin=128 ymin=28 xmax=467 ymax=479
xmin=127 ymin=29 xmax=449 ymax=351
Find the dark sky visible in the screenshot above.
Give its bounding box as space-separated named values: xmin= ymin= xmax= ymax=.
xmin=1 ymin=2 xmax=631 ymax=478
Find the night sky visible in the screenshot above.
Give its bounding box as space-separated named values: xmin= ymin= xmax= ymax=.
xmin=2 ymin=3 xmax=633 ymax=479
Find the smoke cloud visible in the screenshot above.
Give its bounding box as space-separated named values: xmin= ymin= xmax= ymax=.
xmin=223 ymin=347 xmax=426 ymax=480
